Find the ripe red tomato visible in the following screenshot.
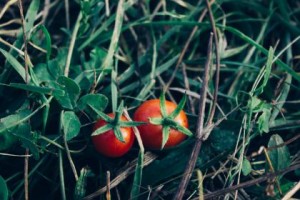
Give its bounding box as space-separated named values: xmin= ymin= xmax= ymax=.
xmin=133 ymin=99 xmax=189 ymax=149
xmin=92 ymin=113 xmax=135 ymax=157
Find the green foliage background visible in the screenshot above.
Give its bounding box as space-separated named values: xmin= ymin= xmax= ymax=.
xmin=0 ymin=0 xmax=299 ymax=199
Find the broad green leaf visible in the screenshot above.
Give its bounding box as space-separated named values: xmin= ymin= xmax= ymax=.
xmin=48 ymin=59 xmax=64 ymax=80
xmin=0 ymin=109 xmax=31 ymax=134
xmin=0 ymin=49 xmax=29 ymax=82
xmin=54 ymin=76 xmax=81 ymax=109
xmin=267 ymin=134 xmax=291 ymax=172
xmin=77 ymin=94 xmax=108 ymax=119
xmin=13 ymin=124 xmax=40 ymax=160
xmin=209 ymin=129 xmax=237 ymax=153
xmin=9 ymin=83 xmax=64 ymax=96
xmin=130 ymin=151 xmax=144 ymax=200
xmin=0 ymin=131 xmax=17 ymax=151
xmin=0 ymin=109 xmax=32 ymax=150
xmin=242 ymin=157 xmax=252 ymax=176
xmin=0 ymin=176 xmax=8 ymax=200
xmin=62 ymin=111 xmax=81 ymax=141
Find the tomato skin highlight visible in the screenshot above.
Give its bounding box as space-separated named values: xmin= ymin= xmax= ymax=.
xmin=92 ymin=113 xmax=135 ymax=158
xmin=133 ymin=99 xmax=189 ymax=149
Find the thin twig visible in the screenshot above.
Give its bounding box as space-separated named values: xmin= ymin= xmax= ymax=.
xmin=0 ymin=152 xmax=32 ymax=157
xmin=83 ymin=152 xmax=158 ymax=200
xmin=173 ymin=33 xmax=214 ymax=200
xmin=59 ymin=150 xmax=67 ymax=200
xmin=182 ymin=63 xmax=195 ymax=114
xmin=64 ymin=12 xmax=82 ymax=77
xmin=64 ymin=0 xmax=70 ymax=29
xmin=0 ymin=0 xmax=18 ymax=19
xmin=63 ymin=137 xmax=79 ymax=181
xmin=41 ymin=0 xmax=50 ymax=24
xmin=106 ymin=171 xmax=111 ymax=200
xmin=205 ymin=0 xmax=220 ymax=125
xmin=18 ymin=1 xmax=30 ymax=199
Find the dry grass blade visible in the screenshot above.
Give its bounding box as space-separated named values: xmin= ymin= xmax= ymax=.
xmin=205 ymin=0 xmax=220 ymax=125
xmin=83 ymin=152 xmax=158 ymax=200
xmin=199 ymin=163 xmax=300 ymax=200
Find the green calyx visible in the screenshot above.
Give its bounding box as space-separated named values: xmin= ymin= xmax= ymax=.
xmin=90 ymin=101 xmax=144 ymax=143
xmin=149 ymin=92 xmax=193 ymax=149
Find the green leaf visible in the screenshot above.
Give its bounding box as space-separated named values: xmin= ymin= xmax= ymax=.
xmin=257 ymin=107 xmax=271 ymax=134
xmin=62 ymin=111 xmax=81 ymax=141
xmin=54 ymin=76 xmax=81 ymax=109
xmin=267 ymin=134 xmax=291 ymax=172
xmin=242 ymin=157 xmax=252 ymax=176
xmin=8 ymin=83 xmax=64 ymax=96
xmin=0 ymin=48 xmax=29 ymax=82
xmin=169 ymin=94 xmax=186 ymax=119
xmin=159 ymin=92 xmax=167 ymax=117
xmin=0 ymin=109 xmax=32 ymax=150
xmin=209 ymin=129 xmax=237 ymax=153
xmin=13 ymin=124 xmax=40 ymax=160
xmin=77 ymin=94 xmax=108 ymax=118
xmin=91 ymin=124 xmax=113 ymax=136
xmin=130 ymin=151 xmax=144 ymax=200
xmin=0 ymin=176 xmax=8 ymax=200
xmin=0 ymin=109 xmax=32 ymax=134
xmin=0 ymin=131 xmax=17 ymax=151
xmin=253 ymin=47 xmax=274 ymax=95
xmin=161 ymin=126 xmax=170 ymax=149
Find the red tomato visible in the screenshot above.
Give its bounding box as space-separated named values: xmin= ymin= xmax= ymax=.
xmin=92 ymin=113 xmax=135 ymax=157
xmin=133 ymin=99 xmax=189 ymax=149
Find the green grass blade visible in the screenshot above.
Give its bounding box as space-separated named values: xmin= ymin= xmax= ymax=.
xmin=130 ymin=151 xmax=144 ymax=200
xmin=0 ymin=49 xmax=29 ymax=82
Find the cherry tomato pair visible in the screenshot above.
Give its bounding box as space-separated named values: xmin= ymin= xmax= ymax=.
xmin=92 ymin=98 xmax=191 ymax=157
